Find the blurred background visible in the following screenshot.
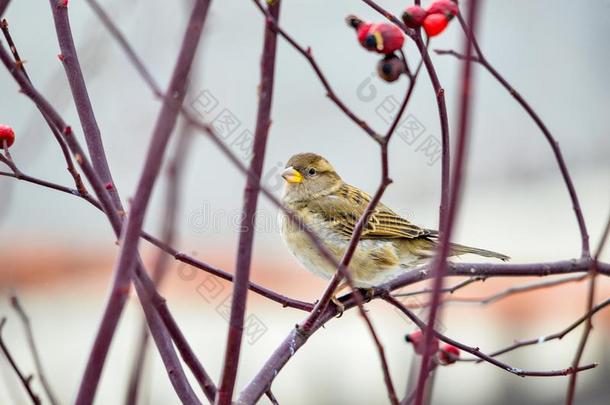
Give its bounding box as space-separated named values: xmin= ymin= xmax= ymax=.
xmin=1 ymin=0 xmax=609 ymax=404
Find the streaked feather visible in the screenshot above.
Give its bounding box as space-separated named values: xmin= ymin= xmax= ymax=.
xmin=310 ymin=183 xmax=431 ymax=240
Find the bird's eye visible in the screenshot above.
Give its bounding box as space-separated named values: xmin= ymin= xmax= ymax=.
xmin=307 ymin=167 xmax=317 ymax=177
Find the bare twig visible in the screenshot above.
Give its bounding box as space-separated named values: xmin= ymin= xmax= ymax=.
xmin=566 ymin=212 xmax=610 ymax=403
xmin=265 ymin=389 xmax=280 ymax=405
xmin=442 ymin=274 xmax=587 ymax=306
xmin=235 ymin=256 xmax=610 ymax=404
xmin=216 ymin=2 xmax=281 ymax=403
xmin=0 ymin=318 xmax=42 ymax=405
xmin=0 ymin=166 xmax=314 ymax=313
xmin=0 ymin=0 xmax=10 ymax=17
xmin=435 ymin=11 xmax=590 ymax=257
xmin=9 ymin=294 xmax=59 ymax=405
xmin=0 ymin=6 xmax=211 ymax=404
xmin=73 ymin=0 xmax=211 ymax=402
xmin=81 ymin=0 xmax=316 ymax=314
xmin=393 ymin=277 xmax=485 ymax=299
xmin=48 ymin=0 xmax=121 ymax=206
xmin=384 ymin=295 xmax=597 ymax=377
xmin=251 ymin=0 xmax=383 ymax=143
xmin=125 ymin=121 xmax=195 ymax=405
xmin=413 ymin=2 xmax=481 ymax=403
xmin=1 ymin=18 xmax=88 ymax=196
xmin=359 ymin=0 xmax=450 ymax=226
xmin=83 ymin=0 xmax=162 ymax=96
xmin=238 ymin=19 xmax=425 ymax=403
xmin=462 ymin=297 xmax=610 ymax=362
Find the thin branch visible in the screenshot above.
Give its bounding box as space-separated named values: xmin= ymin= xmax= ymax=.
xmin=0 ymin=167 xmax=314 ymax=313
xmin=442 ymin=274 xmax=587 ymax=306
xmin=265 ymin=389 xmax=280 ymax=405
xmin=83 ymin=0 xmax=362 ymax=326
xmin=399 ymin=274 xmax=587 ymax=308
xmin=83 ymin=0 xmax=162 ymax=96
xmin=359 ymin=0 xmax=450 ymax=227
xmin=384 ymin=295 xmax=597 ymax=377
xmin=125 ymin=122 xmax=194 ymax=405
xmin=0 ymin=0 xmax=10 ymax=17
xmin=238 ymin=19 xmax=425 ymax=404
xmin=414 ymin=2 xmax=481 ymax=403
xmin=463 ymin=297 xmax=610 ymax=362
xmin=83 ymin=0 xmax=329 ymax=315
xmin=435 ymin=12 xmax=591 ymax=257
xmin=566 ymin=212 xmax=610 ymax=403
xmin=216 ymin=2 xmax=281 ymax=402
xmin=1 ymin=17 xmax=88 ymax=196
xmin=0 ymin=318 xmax=42 ymax=405
xmin=10 ymin=294 xmax=59 ymax=405
xmin=73 ymin=0 xmax=211 ymax=403
xmin=393 ymin=277 xmax=485 ymax=299
xmin=0 ymin=9 xmax=211 ymax=405
xmin=48 ymin=0 xmax=121 ymax=206
xmin=251 ymin=0 xmax=383 ymax=143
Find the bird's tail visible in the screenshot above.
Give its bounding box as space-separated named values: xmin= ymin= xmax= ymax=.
xmin=449 ymin=243 xmax=509 ymax=261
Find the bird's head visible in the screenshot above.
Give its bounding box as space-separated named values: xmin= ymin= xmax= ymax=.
xmin=281 ymin=153 xmax=342 ymax=203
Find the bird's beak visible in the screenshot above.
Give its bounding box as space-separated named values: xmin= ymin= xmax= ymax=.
xmin=281 ymin=166 xmax=303 ymax=184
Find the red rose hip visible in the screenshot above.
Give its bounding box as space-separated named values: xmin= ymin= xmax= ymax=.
xmin=406 ymin=330 xmax=439 ymax=355
xmin=427 ymin=0 xmax=458 ymax=20
xmin=438 ymin=343 xmax=460 ymax=365
xmin=402 ymin=5 xmax=427 ymax=28
xmin=422 ymin=13 xmax=449 ymax=37
xmin=346 ymin=15 xmax=404 ymax=54
xmin=0 ymin=124 xmax=15 ymax=148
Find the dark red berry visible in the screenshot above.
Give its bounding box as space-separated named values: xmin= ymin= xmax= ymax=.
xmin=427 ymin=0 xmax=458 ymax=20
xmin=402 ymin=6 xmax=427 ymax=29
xmin=438 ymin=344 xmax=460 ymax=365
xmin=363 ymin=23 xmax=404 ymax=54
xmin=377 ymin=54 xmax=405 ymax=82
xmin=347 ymin=15 xmax=404 ymax=54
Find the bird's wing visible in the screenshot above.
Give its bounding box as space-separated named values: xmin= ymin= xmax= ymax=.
xmin=312 ymin=183 xmax=431 ymax=239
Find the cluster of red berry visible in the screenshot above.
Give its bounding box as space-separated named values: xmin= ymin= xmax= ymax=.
xmin=403 ymin=0 xmax=459 ymax=36
xmin=0 ymin=124 xmax=15 ymax=149
xmin=346 ymin=1 xmax=458 ymax=83
xmin=406 ymin=330 xmax=460 ymax=365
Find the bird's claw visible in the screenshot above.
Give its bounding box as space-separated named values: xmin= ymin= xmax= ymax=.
xmin=331 ymin=295 xmax=345 ymax=318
